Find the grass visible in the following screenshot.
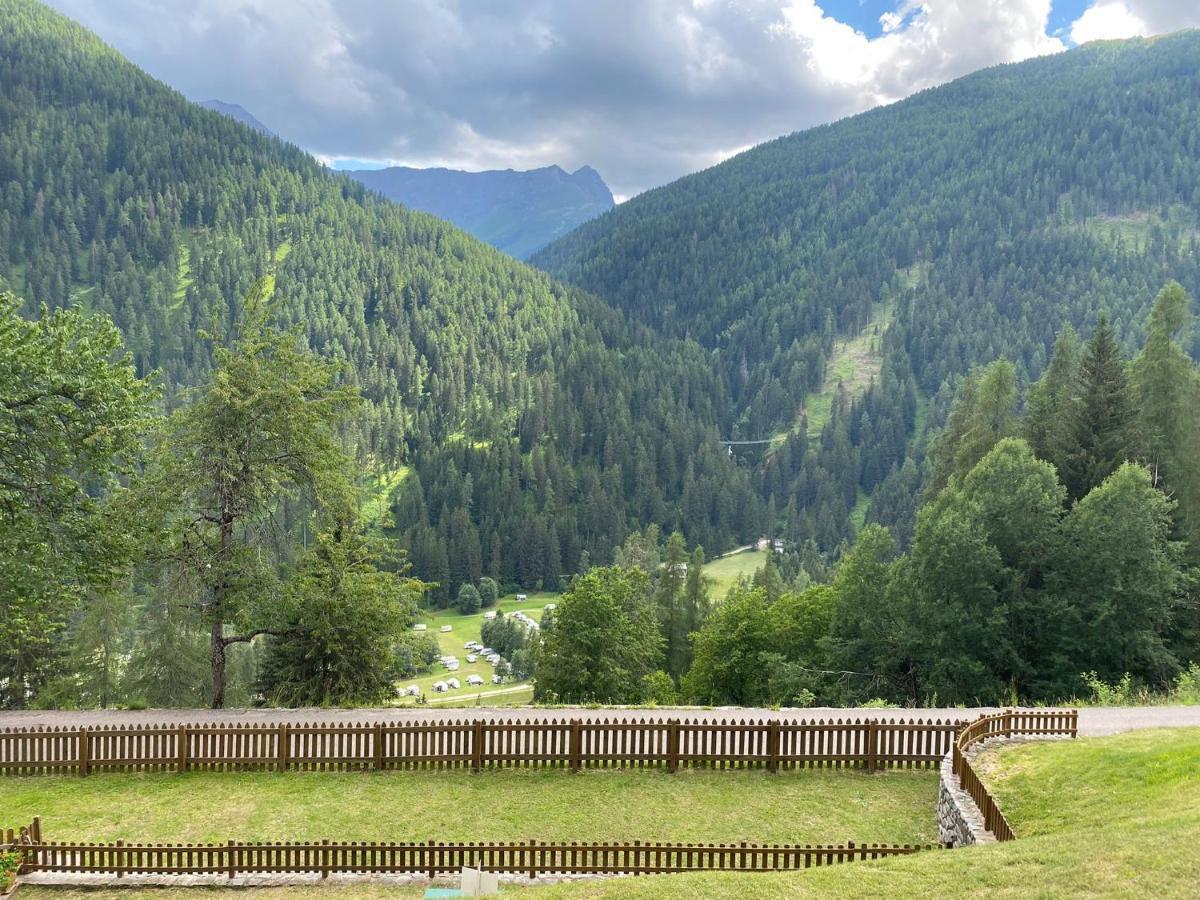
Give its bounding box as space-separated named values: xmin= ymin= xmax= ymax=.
xmin=172 ymin=245 xmax=193 ymax=307
xmin=702 ymin=549 xmax=767 ymax=599
xmin=5 ymin=767 xmax=936 ymax=847
xmin=359 ymin=466 xmax=411 ymax=533
xmin=525 ymin=727 xmax=1200 ymax=898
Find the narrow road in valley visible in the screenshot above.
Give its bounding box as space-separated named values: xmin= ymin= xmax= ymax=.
xmin=3 ymin=706 xmax=1198 ymax=736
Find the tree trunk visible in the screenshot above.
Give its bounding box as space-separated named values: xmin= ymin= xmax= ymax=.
xmin=211 ymin=620 xmax=226 ymax=709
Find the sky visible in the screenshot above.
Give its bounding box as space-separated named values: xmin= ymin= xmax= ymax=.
xmin=44 ymin=0 xmax=1200 ymax=201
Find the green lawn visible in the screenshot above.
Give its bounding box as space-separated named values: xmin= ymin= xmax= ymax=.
xmin=528 ymin=727 xmax=1200 ymax=898
xmin=703 ymin=550 xmax=767 ymax=599
xmin=6 ymin=767 xmax=936 ymax=847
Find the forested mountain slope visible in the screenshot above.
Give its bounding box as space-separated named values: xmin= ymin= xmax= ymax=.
xmin=0 ymin=0 xmax=762 ymax=600
xmin=536 ymin=32 xmax=1200 ymax=550
xmin=346 ymin=164 xmax=614 ymax=259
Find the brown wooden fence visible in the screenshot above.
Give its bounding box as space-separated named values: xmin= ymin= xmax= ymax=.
xmin=951 ymin=709 xmax=1078 ymax=842
xmin=16 ymin=829 xmax=932 ymax=879
xmin=0 ymin=716 xmax=964 ymax=777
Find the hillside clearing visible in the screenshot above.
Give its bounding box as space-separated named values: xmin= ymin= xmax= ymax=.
xmin=702 ymin=549 xmax=768 ymax=599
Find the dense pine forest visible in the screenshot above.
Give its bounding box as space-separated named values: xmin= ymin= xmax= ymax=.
xmin=3 ymin=0 xmax=1200 ymax=709
xmin=536 ymin=31 xmax=1200 ymax=552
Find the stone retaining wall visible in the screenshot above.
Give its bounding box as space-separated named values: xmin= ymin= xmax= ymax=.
xmin=937 ymin=749 xmax=995 ymax=847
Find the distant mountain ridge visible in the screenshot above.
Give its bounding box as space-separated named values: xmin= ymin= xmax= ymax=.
xmin=345 ymin=163 xmax=614 ymax=259
xmin=198 ymin=99 xmax=276 ymax=138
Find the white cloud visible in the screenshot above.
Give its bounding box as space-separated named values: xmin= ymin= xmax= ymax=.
xmin=774 ymin=1 xmax=1063 ymax=105
xmin=44 ymin=0 xmax=1193 ymax=199
xmin=1070 ymin=2 xmax=1148 ymax=43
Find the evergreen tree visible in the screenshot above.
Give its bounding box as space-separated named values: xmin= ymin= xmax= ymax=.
xmin=140 ymin=284 xmax=359 ymax=707
xmin=456 ymin=583 xmax=482 ymax=615
xmin=1060 ymin=314 xmax=1137 ymax=500
xmin=1024 ymin=325 xmax=1080 ymax=473
xmin=1131 ymin=282 xmax=1200 ymax=557
xmin=258 ymin=528 xmax=423 ymax=707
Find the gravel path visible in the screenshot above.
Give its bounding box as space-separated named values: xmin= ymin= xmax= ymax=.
xmin=3 ymin=705 xmax=1197 ymax=736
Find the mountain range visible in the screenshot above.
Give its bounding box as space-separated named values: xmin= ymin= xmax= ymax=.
xmin=197 ymin=97 xmax=615 ymax=259
xmin=345 ymin=164 xmax=614 ymax=259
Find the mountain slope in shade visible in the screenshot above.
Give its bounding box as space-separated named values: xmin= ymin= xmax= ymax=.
xmin=346 ymin=164 xmax=614 ymax=259
xmin=199 ymin=99 xmax=276 ymax=138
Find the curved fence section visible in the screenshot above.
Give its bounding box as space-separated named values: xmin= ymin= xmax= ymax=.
xmin=950 ymin=709 xmax=1077 ymax=842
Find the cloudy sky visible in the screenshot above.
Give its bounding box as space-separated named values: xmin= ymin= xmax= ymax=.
xmin=44 ymin=0 xmax=1200 ymax=200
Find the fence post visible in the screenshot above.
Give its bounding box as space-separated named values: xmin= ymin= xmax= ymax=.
xmin=569 ymin=720 xmax=582 ymax=773
xmin=373 ymin=723 xmax=384 ymax=771
xmin=78 ymin=727 xmax=90 ymax=777
xmin=116 ymin=839 xmax=124 ymax=878
xmin=30 ymin=817 xmax=41 ymax=844
xmin=1070 ymin=709 xmax=1078 ymax=739
xmin=633 ymin=839 xmax=641 ymax=876
xmin=321 ymin=838 xmax=330 ymax=879
xmin=472 ymin=721 xmax=484 ymax=773
xmin=277 ymin=723 xmax=289 ymax=772
xmin=227 ymin=839 xmax=236 ymax=879
xmin=667 ymin=719 xmax=679 ymax=774
xmin=767 ymin=722 xmax=779 ymax=774
xmin=1005 ymin=709 xmax=1013 ymax=739
xmin=177 ymin=725 xmax=188 ymax=773
xmin=866 ymin=721 xmax=879 ymax=773
xmin=528 ymin=838 xmax=536 ymax=880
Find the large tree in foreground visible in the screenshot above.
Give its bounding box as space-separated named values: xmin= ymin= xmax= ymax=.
xmin=142 ymin=283 xmax=358 ymax=707
xmin=0 ymin=293 xmax=153 ymax=707
xmin=533 ymin=566 xmax=662 ymax=704
xmin=257 ymin=528 xmax=423 ymax=707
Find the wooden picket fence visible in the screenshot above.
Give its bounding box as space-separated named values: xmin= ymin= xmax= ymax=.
xmin=951 ymin=709 xmax=1078 ymax=841
xmin=0 ymin=716 xmax=964 ymax=777
xmin=12 ymin=817 xmax=932 ymax=879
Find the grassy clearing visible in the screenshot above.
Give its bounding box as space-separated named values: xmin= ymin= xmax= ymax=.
xmin=771 ymin=298 xmax=895 ymax=448
xmin=1075 ymin=208 xmax=1198 ymax=253
xmin=359 ymin=466 xmax=411 ymax=533
xmin=6 ymin=768 xmax=936 ymax=847
xmin=394 ymin=593 xmax=559 ymax=705
xmin=172 ymin=245 xmax=193 ymax=307
xmin=703 ymin=549 xmax=767 ymax=599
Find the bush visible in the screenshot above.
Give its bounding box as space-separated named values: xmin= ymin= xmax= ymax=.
xmin=0 ymin=850 xmax=20 ymax=893
xmin=641 ymin=670 xmax=678 ymax=706
xmin=1173 ymin=663 xmax=1200 ymax=704
xmin=392 ymin=631 xmax=441 ymax=678
xmin=1081 ymin=671 xmax=1137 ymax=706
xmin=456 ymin=583 xmax=482 ymax=615
xmin=478 ymin=577 xmax=499 ymax=607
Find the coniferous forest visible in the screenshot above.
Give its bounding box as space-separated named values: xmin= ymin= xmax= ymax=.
xmin=2 ymin=0 xmax=1200 ymax=709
